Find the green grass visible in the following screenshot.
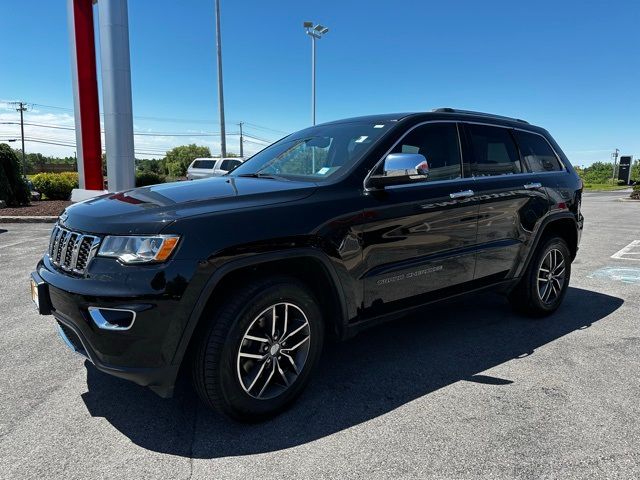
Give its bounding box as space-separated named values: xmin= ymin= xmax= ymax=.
xmin=582 ymin=183 xmax=630 ymax=191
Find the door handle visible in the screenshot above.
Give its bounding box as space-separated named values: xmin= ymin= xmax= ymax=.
xmin=524 ymin=182 xmax=542 ymax=190
xmin=449 ymin=190 xmax=474 ymax=199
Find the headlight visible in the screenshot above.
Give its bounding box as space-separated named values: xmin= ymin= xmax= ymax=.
xmin=98 ymin=235 xmax=180 ymax=264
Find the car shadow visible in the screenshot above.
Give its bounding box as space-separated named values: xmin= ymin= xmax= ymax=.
xmin=81 ymin=286 xmax=622 ymax=458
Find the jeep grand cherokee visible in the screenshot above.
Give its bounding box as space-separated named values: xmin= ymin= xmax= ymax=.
xmin=31 ymin=108 xmax=583 ymax=421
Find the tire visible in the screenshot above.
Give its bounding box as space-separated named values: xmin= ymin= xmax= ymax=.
xmin=509 ymin=236 xmax=571 ymax=317
xmin=191 ymin=276 xmax=324 ymax=422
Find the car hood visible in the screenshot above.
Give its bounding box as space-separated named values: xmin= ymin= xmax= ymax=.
xmin=61 ymin=176 xmax=318 ymax=235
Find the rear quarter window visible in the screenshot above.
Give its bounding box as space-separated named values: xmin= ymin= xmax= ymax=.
xmin=514 ymin=131 xmax=564 ymax=172
xmin=220 ymin=159 xmax=241 ymax=171
xmin=466 ymin=124 xmax=523 ymax=176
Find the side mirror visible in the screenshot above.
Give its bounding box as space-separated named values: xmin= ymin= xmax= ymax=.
xmin=365 ymin=153 xmax=429 ymax=189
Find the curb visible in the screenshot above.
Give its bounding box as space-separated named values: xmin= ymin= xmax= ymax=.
xmin=618 ymin=198 xmax=640 ymax=202
xmin=0 ymin=216 xmax=58 ymax=223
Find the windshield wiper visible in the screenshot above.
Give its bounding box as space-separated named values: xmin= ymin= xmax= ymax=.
xmin=236 ymin=172 xmax=279 ymax=179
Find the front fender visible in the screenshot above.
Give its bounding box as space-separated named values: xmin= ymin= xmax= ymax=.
xmin=169 ymin=247 xmax=349 ymax=369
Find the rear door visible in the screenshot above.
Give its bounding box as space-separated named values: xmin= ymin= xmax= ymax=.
xmin=512 ymin=128 xmax=568 ymax=205
xmin=361 ymin=122 xmax=479 ymax=314
xmin=461 ymin=123 xmax=549 ymax=281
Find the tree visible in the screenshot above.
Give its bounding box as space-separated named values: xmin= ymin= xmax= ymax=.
xmin=631 ymin=159 xmax=640 ymax=183
xmin=0 ymin=143 xmax=30 ymax=206
xmin=163 ymin=144 xmax=212 ymax=177
xmin=575 ymin=161 xmax=615 ymax=185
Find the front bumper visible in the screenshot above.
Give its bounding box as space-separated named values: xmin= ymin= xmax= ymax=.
xmin=31 ymin=254 xmax=199 ymax=398
xmin=52 ymin=312 xmax=178 ymax=397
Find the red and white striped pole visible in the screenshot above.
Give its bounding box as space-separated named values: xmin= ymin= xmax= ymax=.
xmin=67 ymin=0 xmax=103 ymax=192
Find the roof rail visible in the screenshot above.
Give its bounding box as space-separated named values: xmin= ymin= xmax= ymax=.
xmin=432 ymin=108 xmax=529 ymax=124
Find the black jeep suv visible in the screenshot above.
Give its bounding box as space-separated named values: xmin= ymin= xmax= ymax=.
xmin=31 ymin=109 xmax=583 ymax=421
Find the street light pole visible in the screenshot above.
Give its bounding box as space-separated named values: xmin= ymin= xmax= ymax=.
xmin=303 ymin=22 xmax=329 ymax=126
xmin=215 ymin=0 xmax=227 ymax=157
xmin=311 ymin=34 xmax=316 ymax=126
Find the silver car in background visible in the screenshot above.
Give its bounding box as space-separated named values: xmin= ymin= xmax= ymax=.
xmin=186 ymin=157 xmax=244 ymax=180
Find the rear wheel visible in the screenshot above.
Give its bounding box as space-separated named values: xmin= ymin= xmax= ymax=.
xmin=192 ymin=277 xmax=324 ymax=421
xmin=509 ymin=236 xmax=571 ymax=316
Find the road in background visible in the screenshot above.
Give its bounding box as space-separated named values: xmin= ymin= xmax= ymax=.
xmin=1 ymin=191 xmax=638 ymax=479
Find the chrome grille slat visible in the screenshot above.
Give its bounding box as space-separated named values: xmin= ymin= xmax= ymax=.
xmin=60 ymin=233 xmax=75 ymax=269
xmin=69 ymin=234 xmax=84 ymax=271
xmin=51 ymin=227 xmax=63 ymax=260
xmin=55 ymin=230 xmax=68 ymax=263
xmin=49 ymin=227 xmax=59 ymax=256
xmin=47 ymin=225 xmax=100 ymax=275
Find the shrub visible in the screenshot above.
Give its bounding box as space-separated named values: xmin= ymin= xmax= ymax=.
xmin=631 ymin=184 xmax=640 ymax=200
xmin=0 ymin=143 xmax=30 ymax=206
xmin=135 ymin=170 xmax=166 ymax=187
xmin=31 ymin=172 xmax=79 ymax=200
xmin=166 ymin=161 xmax=186 ymax=177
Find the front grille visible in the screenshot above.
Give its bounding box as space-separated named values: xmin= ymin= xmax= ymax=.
xmin=48 ymin=224 xmax=100 ymax=274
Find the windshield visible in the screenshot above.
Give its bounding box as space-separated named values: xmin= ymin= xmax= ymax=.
xmin=230 ymin=121 xmax=392 ymax=181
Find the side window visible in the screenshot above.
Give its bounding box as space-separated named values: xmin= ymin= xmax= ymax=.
xmin=192 ymin=160 xmax=216 ymax=169
xmin=513 ymin=130 xmax=563 ymax=172
xmin=466 ymin=124 xmax=522 ymax=176
xmin=220 ymin=159 xmax=241 ymax=171
xmin=389 ymin=123 xmax=462 ymax=182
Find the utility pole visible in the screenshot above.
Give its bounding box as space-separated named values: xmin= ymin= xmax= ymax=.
xmin=14 ymin=101 xmax=27 ymax=176
xmin=214 ymin=0 xmax=227 ymax=157
xmin=238 ymin=121 xmax=244 ymax=157
xmin=612 ymin=148 xmax=619 ymax=184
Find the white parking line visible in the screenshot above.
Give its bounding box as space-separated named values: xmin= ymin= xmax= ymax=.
xmin=0 ymin=240 xmax=33 ymax=250
xmin=611 ymin=240 xmax=640 ymax=261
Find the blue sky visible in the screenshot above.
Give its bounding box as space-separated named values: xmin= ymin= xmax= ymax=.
xmin=0 ymin=0 xmax=638 ymax=164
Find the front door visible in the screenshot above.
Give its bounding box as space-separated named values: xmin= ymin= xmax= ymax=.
xmin=360 ymin=122 xmax=479 ymax=315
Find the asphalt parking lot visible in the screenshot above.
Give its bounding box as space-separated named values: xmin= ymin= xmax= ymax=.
xmin=1 ymin=190 xmax=639 ymax=479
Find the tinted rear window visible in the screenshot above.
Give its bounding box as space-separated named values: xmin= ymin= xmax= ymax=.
xmin=467 ymin=124 xmax=522 ymax=176
xmin=514 ymin=130 xmax=564 ymax=172
xmin=220 ymin=159 xmax=241 ymax=171
xmin=192 ymin=160 xmax=216 ymax=169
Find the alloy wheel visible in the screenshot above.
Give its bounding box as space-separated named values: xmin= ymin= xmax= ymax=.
xmin=537 ymin=248 xmax=566 ymax=305
xmin=236 ymin=302 xmax=311 ymax=400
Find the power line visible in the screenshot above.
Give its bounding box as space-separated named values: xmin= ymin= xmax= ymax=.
xmin=1 ymin=119 xmax=269 ymax=140
xmin=242 ymin=122 xmax=289 ymax=135
xmin=22 ymin=101 xmax=286 ymax=137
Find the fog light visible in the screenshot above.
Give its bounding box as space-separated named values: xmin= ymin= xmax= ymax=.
xmin=88 ymin=307 xmax=136 ymax=331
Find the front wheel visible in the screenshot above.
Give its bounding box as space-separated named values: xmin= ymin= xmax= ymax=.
xmin=509 ymin=236 xmax=571 ymax=316
xmin=192 ymin=277 xmax=324 ymax=422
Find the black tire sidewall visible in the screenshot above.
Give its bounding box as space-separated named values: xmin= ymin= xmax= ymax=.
xmin=214 ymin=281 xmax=323 ymax=420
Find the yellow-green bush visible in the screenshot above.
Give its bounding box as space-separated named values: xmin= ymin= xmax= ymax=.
xmin=31 ymin=172 xmax=79 ymax=200
xmin=135 ymin=171 xmax=165 ymax=187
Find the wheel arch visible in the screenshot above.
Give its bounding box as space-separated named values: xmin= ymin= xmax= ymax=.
xmin=540 ymin=216 xmax=579 ymax=260
xmin=171 ymin=248 xmax=349 ymax=369
xmin=516 ymin=212 xmax=579 ymax=279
